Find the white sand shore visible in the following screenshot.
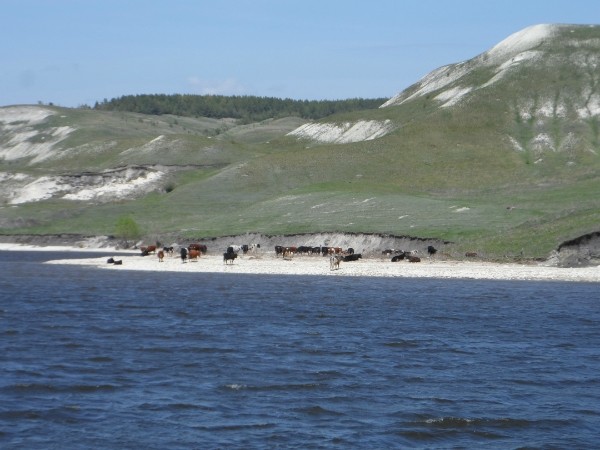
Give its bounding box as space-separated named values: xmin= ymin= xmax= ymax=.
xmin=40 ymin=250 xmax=600 ymax=283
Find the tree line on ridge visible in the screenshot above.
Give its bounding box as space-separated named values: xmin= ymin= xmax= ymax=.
xmin=93 ymin=94 xmax=388 ymax=122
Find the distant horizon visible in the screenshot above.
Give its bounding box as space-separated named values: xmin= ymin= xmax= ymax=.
xmin=3 ymin=0 xmax=600 ymax=108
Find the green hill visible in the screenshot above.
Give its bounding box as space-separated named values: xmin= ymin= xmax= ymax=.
xmin=1 ymin=24 xmax=599 ymax=260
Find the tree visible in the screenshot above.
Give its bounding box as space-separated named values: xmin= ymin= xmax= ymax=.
xmin=114 ymin=215 xmax=142 ymax=246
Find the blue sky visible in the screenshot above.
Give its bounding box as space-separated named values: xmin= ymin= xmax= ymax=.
xmin=3 ymin=0 xmax=600 ymax=107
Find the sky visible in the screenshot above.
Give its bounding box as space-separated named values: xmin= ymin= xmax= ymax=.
xmin=3 ymin=0 xmax=600 ymax=108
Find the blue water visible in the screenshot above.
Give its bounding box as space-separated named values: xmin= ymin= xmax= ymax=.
xmin=1 ymin=251 xmax=599 ymax=449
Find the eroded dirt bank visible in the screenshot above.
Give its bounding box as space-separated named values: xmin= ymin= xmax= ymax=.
xmin=1 ymin=231 xmax=599 ymax=267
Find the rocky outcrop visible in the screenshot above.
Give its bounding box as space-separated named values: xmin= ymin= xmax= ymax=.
xmin=550 ymin=232 xmax=600 ymax=267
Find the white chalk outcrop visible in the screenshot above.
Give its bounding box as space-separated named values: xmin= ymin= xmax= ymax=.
xmin=4 ymin=167 xmax=165 ymax=205
xmin=381 ymin=24 xmax=558 ymax=108
xmin=287 ymin=119 xmax=395 ymax=144
xmin=0 ymin=106 xmax=75 ymax=163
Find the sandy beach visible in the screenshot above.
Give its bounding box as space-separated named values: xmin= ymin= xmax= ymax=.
xmin=4 ymin=243 xmax=593 ymax=283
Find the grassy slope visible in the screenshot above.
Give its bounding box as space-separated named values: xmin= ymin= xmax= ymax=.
xmin=2 ymin=98 xmax=598 ymax=259
xmin=3 ymin=26 xmax=600 ymax=258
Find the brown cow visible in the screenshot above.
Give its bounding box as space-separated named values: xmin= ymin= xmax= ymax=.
xmin=188 ymin=243 xmax=207 ymax=254
xmin=140 ymin=245 xmax=157 ymax=256
xmin=188 ymin=249 xmax=201 ymax=261
xmin=283 ymin=246 xmax=296 ymax=259
xmin=157 ymin=250 xmax=165 ymax=262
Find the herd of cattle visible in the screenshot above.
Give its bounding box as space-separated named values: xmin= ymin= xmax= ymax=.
xmin=138 ymin=242 xmax=441 ymax=268
xmin=139 ymin=243 xmax=261 ymax=264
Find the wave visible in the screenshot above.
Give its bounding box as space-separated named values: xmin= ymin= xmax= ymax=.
xmin=3 ymin=382 xmax=118 ymax=394
xmin=194 ymin=422 xmax=276 ymax=432
xmin=293 ymin=405 xmax=344 ymax=416
xmin=409 ymin=415 xmax=574 ymax=429
xmin=222 ymin=382 xmax=322 ymax=392
xmin=383 ymin=339 xmax=420 ymax=348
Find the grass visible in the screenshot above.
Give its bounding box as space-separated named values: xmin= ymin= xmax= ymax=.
xmin=3 ymin=25 xmax=600 ymax=259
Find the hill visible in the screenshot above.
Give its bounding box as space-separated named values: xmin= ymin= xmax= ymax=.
xmin=1 ymin=24 xmax=599 ymax=262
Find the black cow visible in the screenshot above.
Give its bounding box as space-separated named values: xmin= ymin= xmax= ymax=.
xmin=391 ymin=252 xmax=407 ymax=262
xmin=223 ymin=251 xmax=238 ymax=264
xmin=107 ymin=257 xmax=115 ymax=264
xmin=343 ymin=253 xmax=362 ymax=262
xmin=296 ymin=246 xmax=312 ymax=255
xmin=180 ymin=247 xmax=188 ymax=263
xmin=427 ymin=245 xmax=438 ymax=257
xmin=113 ymin=259 xmax=122 ymax=265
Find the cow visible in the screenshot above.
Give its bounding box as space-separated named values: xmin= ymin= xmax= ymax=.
xmin=427 ymin=245 xmax=438 ymax=257
xmin=163 ymin=246 xmax=174 ymax=255
xmin=343 ymin=253 xmax=362 ymax=262
xmin=283 ymin=246 xmax=296 ymax=259
xmin=180 ymin=247 xmax=188 ymax=263
xmin=107 ymin=257 xmax=115 ymax=264
xmin=113 ymin=259 xmax=122 ymax=265
xmin=275 ymin=245 xmax=284 ymax=257
xmin=465 ymin=252 xmax=478 ymax=257
xmin=188 ymin=243 xmax=207 ymax=254
xmin=408 ymin=255 xmax=421 ymax=263
xmin=391 ymin=252 xmax=406 ymax=262
xmin=223 ymin=251 xmax=237 ymax=264
xmin=296 ymin=246 xmax=312 ymax=255
xmin=157 ymin=250 xmax=165 ymax=262
xmin=329 ymin=254 xmax=343 ymax=270
xmin=346 ymin=248 xmax=355 ymax=255
xmin=188 ymin=249 xmax=201 ymax=261
xmin=227 ymin=245 xmax=244 ymax=254
xmin=140 ymin=245 xmax=157 ymax=256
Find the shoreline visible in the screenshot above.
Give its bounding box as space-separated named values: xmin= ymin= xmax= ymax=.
xmin=0 ymin=243 xmax=134 ymax=253
xmin=35 ymin=248 xmax=600 ymax=283
xmin=2 ymin=242 xmax=598 ymax=283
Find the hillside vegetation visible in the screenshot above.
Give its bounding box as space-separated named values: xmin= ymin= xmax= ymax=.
xmin=94 ymin=94 xmax=387 ymax=123
xmin=1 ymin=24 xmax=599 ymax=260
